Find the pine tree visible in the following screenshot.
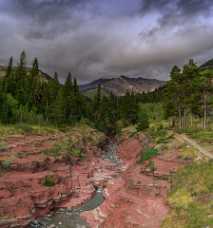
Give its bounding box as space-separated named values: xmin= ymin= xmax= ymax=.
xmin=64 ymin=72 xmax=73 ymax=122
xmin=3 ymin=57 xmax=13 ymax=93
xmin=51 ymin=87 xmax=65 ymax=123
xmin=31 ymin=58 xmax=39 ymax=78
xmin=16 ymin=51 xmax=28 ymax=104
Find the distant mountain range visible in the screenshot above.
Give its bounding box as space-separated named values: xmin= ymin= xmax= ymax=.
xmin=80 ymin=75 xmax=166 ymax=96
xmin=1 ymin=57 xmax=213 ymax=96
xmin=199 ymin=59 xmax=213 ymax=70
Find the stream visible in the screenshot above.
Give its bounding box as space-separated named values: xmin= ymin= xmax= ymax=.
xmin=30 ymin=140 xmax=118 ymax=228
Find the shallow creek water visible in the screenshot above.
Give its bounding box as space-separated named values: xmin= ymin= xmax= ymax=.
xmin=30 ymin=140 xmax=118 ymax=228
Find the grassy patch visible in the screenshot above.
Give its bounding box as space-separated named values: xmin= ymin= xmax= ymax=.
xmin=42 ymin=175 xmax=55 ymax=187
xmin=120 ymin=125 xmax=138 ymax=139
xmin=179 ymin=129 xmax=213 ymax=144
xmin=179 ymin=144 xmax=197 ymax=160
xmin=43 ymin=124 xmax=105 ymax=159
xmin=147 ymin=126 xmax=173 ymax=144
xmin=161 ymin=161 xmax=213 ymax=228
xmin=44 ymin=139 xmax=83 ymax=159
xmin=0 ymin=160 xmax=12 ymax=170
xmin=0 ymin=141 xmax=8 ymax=152
xmin=0 ymin=123 xmax=59 ymax=139
xmin=139 ymin=148 xmax=158 ymax=163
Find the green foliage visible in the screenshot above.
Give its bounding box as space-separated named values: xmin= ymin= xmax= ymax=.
xmin=137 ymin=111 xmax=149 ymax=131
xmin=139 ymin=148 xmax=158 ymax=163
xmin=179 ymin=145 xmax=197 ymax=160
xmin=138 ymin=103 xmax=164 ymax=122
xmin=0 ymin=51 xmax=162 ymax=134
xmin=43 ymin=143 xmax=62 ymax=157
xmin=148 ymin=125 xmax=173 ymax=144
xmin=0 ymin=160 xmax=11 ymax=170
xmin=0 ymin=141 xmax=8 ymax=152
xmin=188 ymin=130 xmax=213 ymax=143
xmin=42 ymin=175 xmax=55 ymax=187
xmin=162 ymin=161 xmax=213 ymax=228
xmin=169 ymin=188 xmax=193 ymax=209
xmin=70 ymin=148 xmax=83 ymax=158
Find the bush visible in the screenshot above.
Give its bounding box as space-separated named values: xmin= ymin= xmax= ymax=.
xmin=15 ymin=123 xmax=33 ymax=134
xmin=42 ymin=175 xmax=55 ymax=187
xmin=162 ymin=161 xmax=213 ymax=228
xmin=69 ymin=148 xmax=83 ymax=158
xmin=43 ymin=143 xmax=62 ymax=157
xmin=137 ymin=111 xmax=149 ymax=131
xmin=169 ymin=188 xmax=193 ymax=209
xmin=139 ymin=148 xmax=158 ymax=163
xmin=0 ymin=142 xmax=8 ymax=152
xmin=1 ymin=160 xmax=11 ymax=170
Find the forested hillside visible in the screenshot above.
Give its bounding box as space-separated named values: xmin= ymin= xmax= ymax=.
xmin=0 ymin=52 xmax=150 ymax=135
xmin=164 ymin=59 xmax=213 ymax=129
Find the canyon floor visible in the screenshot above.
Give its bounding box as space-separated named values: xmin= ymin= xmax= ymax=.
xmin=0 ymin=125 xmax=200 ymax=228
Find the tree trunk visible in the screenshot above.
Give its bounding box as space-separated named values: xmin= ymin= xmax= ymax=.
xmin=178 ymin=106 xmax=182 ymax=129
xmin=203 ymin=93 xmax=207 ymax=129
xmin=190 ymin=113 xmax=193 ymax=128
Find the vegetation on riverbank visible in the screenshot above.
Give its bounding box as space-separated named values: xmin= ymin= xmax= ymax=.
xmin=162 ymin=161 xmax=213 ymax=228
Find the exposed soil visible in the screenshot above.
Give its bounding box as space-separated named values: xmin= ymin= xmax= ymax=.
xmin=0 ymin=131 xmax=189 ymax=228
xmin=81 ymin=134 xmax=188 ymax=228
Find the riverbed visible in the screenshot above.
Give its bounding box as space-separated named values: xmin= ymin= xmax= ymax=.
xmin=30 ymin=140 xmax=119 ymax=228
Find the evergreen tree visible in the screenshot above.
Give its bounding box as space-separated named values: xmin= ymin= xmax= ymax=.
xmin=49 ymin=87 xmax=65 ymax=123
xmin=31 ymin=58 xmax=39 ymax=78
xmin=64 ymin=72 xmax=73 ymax=122
xmin=3 ymin=57 xmax=13 ymax=93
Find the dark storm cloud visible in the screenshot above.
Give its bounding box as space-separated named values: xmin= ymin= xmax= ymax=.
xmin=0 ymin=0 xmax=213 ymax=82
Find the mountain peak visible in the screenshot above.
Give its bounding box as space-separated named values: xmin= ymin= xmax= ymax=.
xmin=80 ymin=76 xmax=165 ymax=96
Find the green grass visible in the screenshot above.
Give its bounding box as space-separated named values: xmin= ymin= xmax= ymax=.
xmin=161 ymin=161 xmax=213 ymax=228
xmin=147 ymin=125 xmax=173 ymax=144
xmin=0 ymin=141 xmax=8 ymax=152
xmin=179 ymin=144 xmax=198 ymax=161
xmin=178 ymin=128 xmax=213 ymax=144
xmin=43 ymin=123 xmax=105 ymax=158
xmin=0 ymin=123 xmax=59 ymax=139
xmin=139 ymin=148 xmax=158 ymax=163
xmin=0 ymin=160 xmax=12 ymax=170
xmin=42 ymin=175 xmax=55 ymax=187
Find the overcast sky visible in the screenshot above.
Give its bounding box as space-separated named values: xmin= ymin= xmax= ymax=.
xmin=0 ymin=0 xmax=213 ymax=82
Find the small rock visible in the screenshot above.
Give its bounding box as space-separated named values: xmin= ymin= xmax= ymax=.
xmin=47 ymin=224 xmax=56 ymax=228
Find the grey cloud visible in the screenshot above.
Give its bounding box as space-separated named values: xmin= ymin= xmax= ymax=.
xmin=0 ymin=0 xmax=213 ymax=82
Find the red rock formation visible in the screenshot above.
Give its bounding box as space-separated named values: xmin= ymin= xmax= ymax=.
xmin=81 ymin=134 xmax=185 ymax=228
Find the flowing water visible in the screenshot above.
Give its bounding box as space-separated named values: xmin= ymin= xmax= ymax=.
xmin=30 ymin=140 xmax=118 ymax=228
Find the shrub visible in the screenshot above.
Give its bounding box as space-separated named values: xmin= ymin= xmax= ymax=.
xmin=169 ymin=188 xmax=193 ymax=209
xmin=69 ymin=148 xmax=82 ymax=158
xmin=15 ymin=123 xmax=33 ymax=134
xmin=42 ymin=175 xmax=55 ymax=187
xmin=162 ymin=161 xmax=213 ymax=228
xmin=0 ymin=142 xmax=8 ymax=152
xmin=43 ymin=143 xmax=62 ymax=157
xmin=179 ymin=145 xmax=197 ymax=160
xmin=137 ymin=111 xmax=149 ymax=131
xmin=139 ymin=148 xmax=158 ymax=163
xmin=1 ymin=160 xmax=11 ymax=170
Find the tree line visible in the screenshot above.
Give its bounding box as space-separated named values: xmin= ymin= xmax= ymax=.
xmin=164 ymin=59 xmax=213 ymax=129
xmin=0 ymin=51 xmax=149 ymax=134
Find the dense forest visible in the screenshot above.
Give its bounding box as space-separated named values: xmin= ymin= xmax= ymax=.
xmin=164 ymin=59 xmax=213 ymax=129
xmin=0 ymin=51 xmax=148 ymax=134
xmin=0 ymin=52 xmax=213 ymax=134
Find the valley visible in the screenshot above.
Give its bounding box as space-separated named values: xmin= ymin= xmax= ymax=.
xmin=0 ymin=123 xmax=211 ymax=228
